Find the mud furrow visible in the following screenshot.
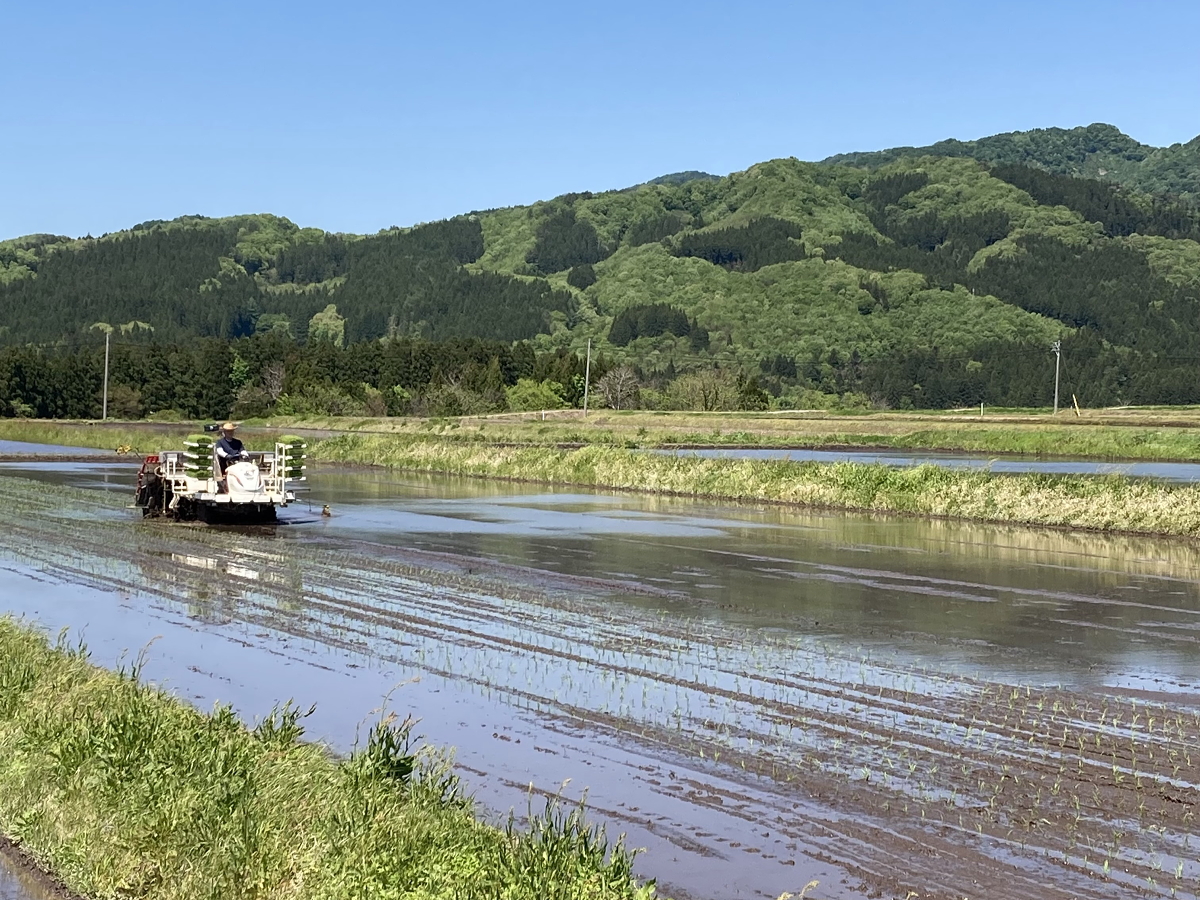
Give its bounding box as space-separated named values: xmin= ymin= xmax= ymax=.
xmin=4 ymin=474 xmax=1200 ymax=899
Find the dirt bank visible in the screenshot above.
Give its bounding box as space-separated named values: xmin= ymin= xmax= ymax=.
xmin=0 ymin=837 xmax=82 ymax=900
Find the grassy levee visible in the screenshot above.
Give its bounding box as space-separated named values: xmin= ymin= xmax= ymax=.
xmin=315 ymin=434 xmax=1200 ymax=537
xmin=6 ymin=409 xmax=1200 ymax=460
xmin=0 ymin=618 xmax=654 ymax=900
xmin=0 ymin=420 xmax=194 ymax=452
xmin=270 ymin=409 xmax=1200 ymax=460
xmin=6 ymin=418 xmax=1200 ymax=535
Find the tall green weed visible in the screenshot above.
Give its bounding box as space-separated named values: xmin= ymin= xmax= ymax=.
xmin=0 ymin=618 xmax=654 ymax=900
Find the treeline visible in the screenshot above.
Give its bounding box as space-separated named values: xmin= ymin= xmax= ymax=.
xmin=6 ymin=328 xmax=1200 ymax=420
xmin=607 ymin=303 xmax=709 ymax=349
xmin=756 ymin=329 xmax=1200 ymax=409
xmin=674 ymin=217 xmax=805 ymax=271
xmin=0 ymin=334 xmax=604 ymax=421
xmin=821 ymin=122 xmax=1200 ymax=202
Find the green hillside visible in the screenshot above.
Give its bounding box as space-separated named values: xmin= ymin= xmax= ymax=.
xmin=822 ymin=123 xmax=1200 ymax=201
xmin=3 ymin=124 xmax=1200 ymax=414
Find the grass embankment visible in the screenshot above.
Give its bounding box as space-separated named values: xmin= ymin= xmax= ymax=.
xmin=429 ymin=412 xmax=1200 ymax=460
xmin=5 ymin=408 xmax=1200 ymax=461
xmin=316 ymin=434 xmax=1200 ymax=537
xmin=249 ymin=408 xmax=1200 ymax=460
xmin=5 ymin=418 xmax=1200 ymax=535
xmin=0 ymin=618 xmax=652 ymax=900
xmin=0 ymin=420 xmax=194 ymax=453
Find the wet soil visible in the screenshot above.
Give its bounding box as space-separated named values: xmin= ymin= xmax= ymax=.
xmin=0 ymin=839 xmax=80 ymax=900
xmin=1 ymin=462 xmax=1199 ymax=899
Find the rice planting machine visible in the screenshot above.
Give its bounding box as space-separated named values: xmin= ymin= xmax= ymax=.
xmin=133 ymin=434 xmax=307 ymax=523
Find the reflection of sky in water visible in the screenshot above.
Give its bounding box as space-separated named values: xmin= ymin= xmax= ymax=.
xmin=6 ymin=455 xmax=1200 ymax=691
xmin=0 ymin=460 xmax=135 ymax=493
xmin=0 ymin=439 xmax=110 ymax=455
xmin=325 ymin=497 xmax=746 ymax=538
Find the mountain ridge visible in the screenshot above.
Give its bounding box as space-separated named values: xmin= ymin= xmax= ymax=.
xmin=3 ymin=123 xmax=1200 ymax=410
xmin=821 ymin=122 xmax=1200 ymax=200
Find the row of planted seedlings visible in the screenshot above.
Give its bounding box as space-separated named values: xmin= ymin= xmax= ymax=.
xmin=709 ymin=649 xmax=1200 ymax=897
xmin=0 ymin=479 xmax=150 ymax=586
xmin=74 ymin=515 xmax=1200 ymax=898
xmin=284 ymin=565 xmax=1200 ymax=900
xmin=6 ymin=470 xmax=1199 ymax=896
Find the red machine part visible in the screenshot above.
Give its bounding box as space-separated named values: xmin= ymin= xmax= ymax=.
xmin=137 ymin=455 xmax=160 ymax=490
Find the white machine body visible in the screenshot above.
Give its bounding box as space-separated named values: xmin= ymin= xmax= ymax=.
xmin=224 ymin=459 xmax=264 ymax=495
xmin=134 ymin=439 xmax=306 ymax=522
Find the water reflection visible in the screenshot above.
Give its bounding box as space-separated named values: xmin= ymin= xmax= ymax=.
xmin=6 ymin=458 xmax=1200 ymax=688
xmin=4 ymin=462 xmax=1200 ymax=900
xmin=283 ymin=468 xmax=1200 ymax=690
xmin=0 ymin=439 xmax=109 ymax=456
xmin=0 ymin=855 xmax=57 ymax=900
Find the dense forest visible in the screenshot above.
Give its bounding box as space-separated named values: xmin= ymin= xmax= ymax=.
xmin=0 ymin=334 xmax=604 ymax=420
xmin=823 ymin=123 xmax=1200 ymax=202
xmin=0 ymin=217 xmax=570 ymax=345
xmin=4 ymin=122 xmax=1200 ymax=416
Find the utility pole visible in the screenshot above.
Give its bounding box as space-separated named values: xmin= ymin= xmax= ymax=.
xmin=1051 ymin=340 xmax=1061 ymax=415
xmin=582 ymin=338 xmax=592 ymax=418
xmin=102 ymin=330 xmax=110 ymax=421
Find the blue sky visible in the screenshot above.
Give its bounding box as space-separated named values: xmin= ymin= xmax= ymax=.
xmin=5 ymin=0 xmax=1198 ymax=239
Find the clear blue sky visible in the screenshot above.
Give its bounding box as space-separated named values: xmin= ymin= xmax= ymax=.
xmin=4 ymin=0 xmax=1198 ymax=239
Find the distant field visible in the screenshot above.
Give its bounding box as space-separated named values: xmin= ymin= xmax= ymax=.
xmin=4 ymin=407 xmax=1200 ymax=461
xmin=388 ymin=407 xmax=1200 ymax=460
xmin=9 ymin=417 xmax=1200 ymax=538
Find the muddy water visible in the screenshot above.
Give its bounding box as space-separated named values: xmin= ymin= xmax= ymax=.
xmin=0 ymin=864 xmax=54 ymax=900
xmin=2 ymin=454 xmax=1200 ymax=899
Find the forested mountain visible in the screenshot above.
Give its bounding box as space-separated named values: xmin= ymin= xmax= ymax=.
xmin=822 ymin=123 xmax=1200 ymax=202
xmin=0 ymin=216 xmax=569 ymax=345
xmin=4 ymin=121 xmax=1200 ymax=415
xmin=645 ymin=171 xmax=721 ymax=187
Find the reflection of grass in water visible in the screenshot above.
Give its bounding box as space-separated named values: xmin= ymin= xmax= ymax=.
xmin=0 ymin=618 xmax=654 ymax=900
xmin=315 ymin=435 xmax=1200 ymax=537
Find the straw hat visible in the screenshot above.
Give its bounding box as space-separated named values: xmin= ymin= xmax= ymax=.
xmin=220 ymin=421 xmax=238 ymax=432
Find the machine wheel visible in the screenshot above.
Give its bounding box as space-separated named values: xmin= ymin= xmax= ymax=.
xmin=135 ymin=472 xmax=167 ymax=518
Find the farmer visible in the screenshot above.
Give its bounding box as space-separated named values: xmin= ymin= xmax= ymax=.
xmin=214 ymin=421 xmax=246 ymax=488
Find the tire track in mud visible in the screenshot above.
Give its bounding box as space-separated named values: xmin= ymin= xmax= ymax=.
xmin=2 ymin=477 xmax=1199 ymax=899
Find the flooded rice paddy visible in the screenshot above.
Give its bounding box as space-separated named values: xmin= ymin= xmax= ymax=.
xmin=2 ymin=448 xmax=1200 ymax=899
